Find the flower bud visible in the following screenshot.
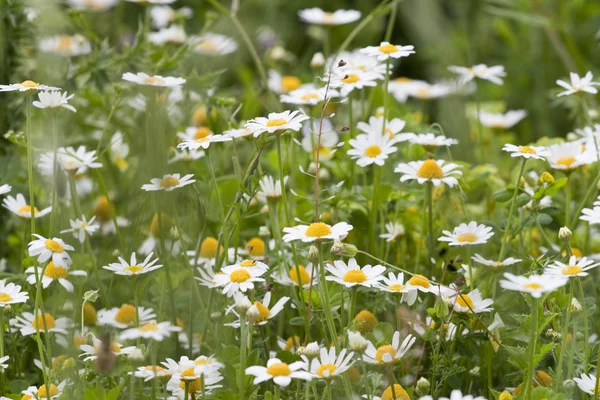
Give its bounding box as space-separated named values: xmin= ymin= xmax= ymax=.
xmin=234 ymin=292 xmax=252 ymax=315
xmin=311 ymin=52 xmax=325 ymax=68
xmin=330 ymin=240 xmax=357 ymax=257
xmin=347 ymin=330 xmax=368 ymax=352
xmin=258 ymin=226 xmax=270 ymax=237
xmin=303 ymin=341 xmax=320 ymax=358
xmin=83 ymin=290 xmax=100 ymax=303
xmin=246 ymin=305 xmax=261 ymax=323
xmin=469 ymin=366 xmax=480 ymax=377
xmin=128 ymin=348 xmax=145 ymax=362
xmin=563 ymin=379 xmax=576 ymax=390
xmin=307 ymin=245 xmax=319 ymax=264
xmin=570 ymin=298 xmax=582 ymax=313
xmin=559 ymin=227 xmax=572 ymax=239
xmin=416 ymin=377 xmax=431 ymax=397
xmin=539 ymin=171 xmax=554 ymax=184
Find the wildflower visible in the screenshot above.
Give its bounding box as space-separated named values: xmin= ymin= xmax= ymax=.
xmin=360 ymin=42 xmax=415 ymax=61
xmin=378 ymin=222 xmax=405 ymax=243
xmin=298 ymin=8 xmax=361 ymax=25
xmin=311 ymin=52 xmax=325 ymax=68
xmin=165 ymin=368 xmax=223 ymax=398
xmin=502 ymin=144 xmax=550 ymax=160
xmin=213 ymin=265 xmax=266 ymax=296
xmin=280 ymin=84 xmax=338 ymax=105
xmin=32 ymin=91 xmax=76 ymax=112
xmin=402 ymin=274 xmax=437 ymax=305
xmin=228 ymin=292 xmax=289 ymax=327
xmin=233 ymin=292 xmax=253 ymax=314
xmin=363 ymin=331 xmax=416 ymax=364
xmin=283 ymin=221 xmax=353 ymax=243
xmin=28 ymin=234 xmax=74 ymax=268
xmin=477 ymin=110 xmax=527 ymax=129
xmin=448 ymin=64 xmax=506 ymax=85
xmin=26 ymin=381 xmax=68 ymax=399
xmin=408 ymin=133 xmax=459 ymax=150
xmin=11 ymin=312 xmax=72 ymax=336
xmin=56 ymin=146 xmax=103 ymax=174
xmin=573 ymin=374 xmax=598 ymax=395
xmin=0 ymin=80 xmax=59 ymax=92
xmin=39 ymin=34 xmax=91 ymax=56
xmin=149 ymin=25 xmax=186 ymax=45
xmin=556 ymin=71 xmax=600 ymax=96
xmin=301 ymin=347 xmax=354 ymax=379
xmin=120 ymin=320 xmax=181 ymax=341
xmin=97 ymin=305 xmax=156 ymax=328
xmin=0 ymin=280 xmax=29 ymax=307
xmin=60 ymin=215 xmax=99 ymax=243
xmin=357 ymin=115 xmax=411 ymax=141
xmin=348 ymin=330 xmax=369 ymax=352
xmin=2 ymin=193 xmax=51 ymax=219
xmin=149 ymin=5 xmax=191 ymax=28
xmin=378 ymin=272 xmax=410 ymax=295
xmin=571 ymin=298 xmax=582 ymax=313
xmin=0 ymin=184 xmax=10 ymax=195
xmin=245 ymin=358 xmax=312 ymax=387
xmin=162 ymin=355 xmax=224 ymax=379
xmin=546 ymin=142 xmax=593 ymax=171
xmin=107 ymin=131 xmax=130 ymax=171
xmin=334 ymin=50 xmax=388 ymax=77
xmin=546 ymin=256 xmax=598 ymax=278
xmin=272 ymin=264 xmax=318 ymax=288
xmin=256 ymin=175 xmax=287 ymax=202
xmin=267 ymin=70 xmax=302 ymax=94
xmin=103 ymin=252 xmax=163 ymax=276
xmin=67 ymin=0 xmax=118 ymax=11
xmin=122 ymin=72 xmax=186 ymax=87
xmin=133 ymin=365 xmax=171 ymax=381
xmin=500 ymin=273 xmax=568 ymax=298
xmin=447 ymin=288 xmax=494 ymax=313
xmin=79 ymin=336 xmax=137 ymax=361
xmin=438 ymin=221 xmax=494 ymax=246
xmin=330 ymin=69 xmax=378 ymax=97
xmin=471 ymin=254 xmax=521 ymax=268
xmin=191 ymin=33 xmax=238 ymax=55
xmin=141 ymin=173 xmax=196 ymax=192
xmin=177 ymin=128 xmax=232 ymax=150
xmin=245 ymin=110 xmax=309 ymax=137
xmin=325 ymin=258 xmax=385 ymax=288
xmin=25 ymin=263 xmax=87 ymax=292
xmin=395 ymin=159 xmax=462 ymax=187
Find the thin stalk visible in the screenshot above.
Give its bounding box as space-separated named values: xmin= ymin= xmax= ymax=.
xmin=555 ymin=282 xmax=573 ymax=389
xmin=49 ymin=113 xmax=58 ymax=235
xmin=524 ymin=297 xmax=539 ymax=400
xmin=466 ymin=246 xmax=474 ymax=291
xmin=238 ymin=318 xmax=247 ymax=400
xmin=207 ymin=150 xmax=225 ymax=222
xmin=577 ymin=277 xmax=589 ymax=360
xmin=498 ymin=158 xmax=527 ymax=261
xmin=318 ymin=243 xmax=338 ymax=347
xmin=426 ymin=182 xmax=434 ymax=263
xmin=369 ymin=166 xmax=382 ymax=253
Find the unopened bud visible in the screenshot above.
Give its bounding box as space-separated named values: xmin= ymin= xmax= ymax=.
xmin=330 ymin=240 xmax=357 ymax=257
xmin=258 ymin=226 xmax=270 ymax=237
xmin=128 ymin=348 xmax=145 ymax=362
xmin=311 ymin=52 xmax=325 ymax=68
xmin=83 ymin=290 xmax=100 ymax=303
xmin=246 ymin=305 xmax=261 ymax=323
xmin=539 ymin=171 xmax=554 ymax=184
xmin=559 ymin=227 xmax=572 ymax=239
xmin=519 ymin=176 xmax=525 ymax=188
xmin=234 ymin=292 xmax=252 ymax=314
xmin=416 ymin=377 xmax=431 ymax=397
xmin=318 ymin=167 xmax=330 ymax=181
xmin=570 ymin=298 xmax=582 ymax=313
xmin=469 ymin=366 xmax=480 ymax=377
xmin=347 ymin=330 xmax=368 ymax=352
xmin=303 ymin=342 xmax=320 ymax=358
xmin=563 ymin=379 xmax=576 ymax=389
xmin=308 ymin=245 xmax=319 ymax=263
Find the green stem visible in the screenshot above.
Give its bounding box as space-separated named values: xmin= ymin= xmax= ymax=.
xmin=524 ymin=297 xmax=539 ymax=400
xmin=318 ymin=243 xmax=338 ymax=347
xmin=49 ymin=112 xmax=58 ymax=235
xmin=369 ymin=166 xmax=382 ymax=253
xmin=498 ymin=158 xmax=527 ymax=261
xmin=466 ymin=246 xmax=474 ymax=291
xmin=426 ymin=182 xmax=434 ymax=263
xmin=555 ymin=282 xmax=573 ymax=390
xmin=239 ymin=316 xmax=247 ymax=400
xmin=577 ymin=277 xmax=589 ymax=362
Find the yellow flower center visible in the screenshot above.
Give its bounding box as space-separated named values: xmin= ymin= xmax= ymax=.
xmin=557 ymin=156 xmax=576 ymax=168
xmin=45 ymin=239 xmax=64 ymax=253
xmin=300 ymin=93 xmax=319 ymax=101
xmin=518 ymin=146 xmax=536 ymax=154
xmin=230 ymin=269 xmax=251 ymax=283
xmin=37 ymin=384 xmax=60 ymax=398
xmin=415 ymin=88 xmax=430 ymax=98
xmin=58 ymin=35 xmax=73 ymax=49
xmin=194 ymin=127 xmax=211 ymax=140
xmin=343 ymin=270 xmax=367 ymax=283
xmin=245 ymin=237 xmax=265 ymax=257
xmin=456 ymin=294 xmax=475 ymax=310
xmin=388 ymin=283 xmax=405 ymax=292
xmin=365 ymin=145 xmax=382 ymax=158
xmin=139 ymin=323 xmax=159 ymax=331
xmin=195 ymin=359 xmax=211 ymax=365
xmin=316 ymin=363 xmax=337 ymax=378
xmin=379 ymin=44 xmax=398 ymax=54
xmin=240 ymin=259 xmax=257 ymax=267
xmin=407 ymin=274 xmax=430 ymax=288
xmin=253 ymin=301 xmax=271 ymax=322
xmin=17 ymin=205 xmax=38 ymax=215
xmin=181 ymin=367 xmax=196 ymax=379
xmin=160 ymin=176 xmax=180 ymax=188
xmin=32 ymin=313 xmax=56 ymax=330
xmin=180 ymin=377 xmax=204 ymax=394
xmin=44 ymin=261 xmax=69 ymax=279
xmin=562 ymin=265 xmax=583 ymax=275
xmin=21 ymin=396 xmax=33 ymax=400
xmin=524 ymin=283 xmax=542 ymax=290
xmin=114 ymin=157 xmax=128 ymax=171
xmin=457 ymin=233 xmax=478 ymax=243
xmin=281 ymin=76 xmax=301 ymax=92
xmin=20 ymin=80 xmax=40 ymax=88
xmin=115 ymin=304 xmax=137 ymax=325
xmin=284 ymin=336 xmax=300 ymax=350
xmin=144 ymin=76 xmax=165 ymax=85
xmin=266 ymin=118 xmax=288 ymax=127
xmin=199 ymin=237 xmax=221 ymax=258
xmin=395 ymin=77 xmax=412 ymax=83
xmin=417 ymin=160 xmax=444 ymax=180
xmin=126 ymin=265 xmax=143 ymax=274
xmin=266 ymin=362 xmax=292 ymax=376
xmin=145 ymin=365 xmax=166 ymax=373
xmin=381 ymin=384 xmax=410 ymax=400
xmin=305 ymin=222 xmax=332 ymax=238
xmin=342 ymin=74 xmax=359 ymax=84
xmin=353 ymin=310 xmax=378 ymax=333
xmin=199 ymin=40 xmax=217 ymax=51
xmin=84 ymin=303 xmax=98 ymax=325
xmin=0 ymin=292 xmax=12 ymax=302
xmin=375 ymin=344 xmax=397 ymax=364
xmin=150 ymin=213 xmax=173 ymax=238
xmin=93 ymin=196 xmax=111 ymax=221
xmin=572 ymin=248 xmax=582 ymax=258
xmin=289 ymin=265 xmax=310 ymax=285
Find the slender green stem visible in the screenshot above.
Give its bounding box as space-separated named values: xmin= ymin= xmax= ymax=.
xmin=524 ymin=297 xmax=539 ymax=400
xmin=466 ymin=246 xmax=474 ymax=291
xmin=239 ymin=316 xmax=247 ymax=400
xmin=207 ymin=150 xmax=225 ymax=223
xmin=577 ymin=277 xmax=589 ymax=361
xmin=49 ymin=112 xmax=58 ymax=235
xmin=318 ymin=244 xmax=338 ymax=347
xmin=498 ymin=158 xmax=527 ymax=261
xmin=369 ymin=166 xmax=382 ymax=253
xmin=565 ymin=178 xmax=571 ymax=225
xmin=348 ymin=287 xmax=357 ymax=328
xmin=555 ymin=282 xmax=573 ymax=390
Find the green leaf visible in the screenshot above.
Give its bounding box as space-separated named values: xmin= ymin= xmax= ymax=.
xmin=544 ymin=177 xmax=568 ymax=196
xmin=493 ymin=188 xmax=514 ymax=202
xmin=536 ymin=213 xmax=553 ymax=225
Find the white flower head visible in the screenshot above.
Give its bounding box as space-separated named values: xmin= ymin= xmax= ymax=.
xmin=149 ymin=25 xmax=187 ymax=45
xmin=298 ymin=8 xmax=361 ymax=25
xmin=500 ymin=273 xmax=568 ymax=298
xmin=245 ymin=110 xmax=309 ymax=137
xmin=360 ymin=42 xmax=415 ymax=61
xmin=409 ymin=133 xmax=459 ymax=149
xmin=0 ymin=80 xmax=60 ymax=92
xmin=356 ymin=115 xmax=411 ymax=142
xmin=60 ymin=215 xmax=99 ymax=243
xmin=447 ymin=288 xmax=494 ymax=314
xmin=28 ymin=234 xmax=74 ymax=268
xmin=502 ymin=144 xmax=550 ymax=160
xmin=191 ymin=33 xmax=238 ymax=55
xmin=448 ymin=64 xmax=506 ymax=85
xmin=0 ymin=280 xmax=29 ymax=307
xmin=122 ymin=72 xmax=185 ymax=87
xmin=120 ymin=320 xmax=181 ymax=342
xmin=141 ymin=173 xmax=196 ymax=192
xmin=79 ymin=336 xmax=137 ymax=361
xmin=379 ymin=222 xmax=405 ymax=242
xmin=103 ymin=252 xmax=163 ymax=276
xmin=226 ymin=292 xmax=289 ymax=327
xmin=573 ymin=373 xmax=598 ymax=396
xmin=395 ymin=159 xmax=462 ymax=187
xmin=25 ymin=264 xmax=86 ymax=292
xmin=11 ymin=312 xmax=72 ymax=336
xmin=471 ymin=254 xmax=521 ymax=268
xmin=2 ymin=193 xmax=51 ymax=219
xmin=378 ymin=272 xmax=410 ymax=295
xmin=213 ymin=265 xmax=266 ymax=297
xmin=330 ymin=68 xmax=378 ymax=97
xmin=32 ymin=91 xmax=76 ymax=112
xmin=57 ymin=146 xmax=103 ymax=174
xmin=348 ymin=131 xmax=398 ymax=167
xmin=282 ymin=221 xmax=353 ymax=243
xmin=546 ymin=256 xmax=598 ymax=278
xmin=0 ymin=184 xmax=10 ymax=195
xmin=325 ymin=258 xmax=385 ymax=288
xmin=280 ymin=84 xmax=338 ymax=105
xmin=256 ymin=175 xmax=287 ymax=202
xmin=245 ymin=358 xmax=312 ymax=387
xmin=97 ymin=305 xmax=156 ymax=329
xmin=478 ymin=110 xmax=527 ymax=129
xmin=364 ymin=331 xmax=416 ymax=364
xmin=301 ymin=347 xmax=354 ymax=379
xmin=438 ymin=221 xmax=494 ymax=246
xmin=39 ymin=34 xmax=91 ymax=56
xmin=546 ymin=141 xmax=594 ymax=171
xmin=556 ymin=71 xmax=600 ymax=97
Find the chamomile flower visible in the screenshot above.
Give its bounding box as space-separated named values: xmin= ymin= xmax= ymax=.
xmin=581 ymin=198 xmax=600 ymax=224
xmin=165 ymin=369 xmax=223 ymax=398
xmin=97 ymin=305 xmax=156 ymax=328
xmin=556 ymin=71 xmax=600 ymax=97
xmin=169 ymin=148 xmax=205 ymax=163
xmin=28 ymin=235 xmax=74 ymax=268
xmin=280 ymin=84 xmax=338 ymax=105
xmin=298 ymin=8 xmax=361 ymax=25
xmin=11 ymin=312 xmax=72 ymax=336
xmin=420 ymin=390 xmax=487 ymax=400
xmin=477 ymin=110 xmax=527 ymax=129
xmin=267 ymin=70 xmax=302 ymax=94
xmin=447 ymin=288 xmax=494 ymax=313
xmin=150 ymin=5 xmax=191 ymax=28
xmin=108 ymin=131 xmax=130 ymax=171
xmin=330 ymin=69 xmax=378 ymax=97
xmin=0 ymin=184 xmax=10 ymax=195
xmin=573 ymin=373 xmax=598 ymax=395
xmin=141 ymin=173 xmax=196 ymax=192
xmin=407 ymin=79 xmax=463 ymax=100
xmin=67 ymin=0 xmax=119 ymax=11
xmin=25 ymin=381 xmax=68 ymax=400
xmin=162 ymin=356 xmax=223 ymax=380
xmin=301 ymin=347 xmax=354 ymax=379
xmin=333 ymin=50 xmax=387 ymax=77
xmin=32 ymin=91 xmax=76 ymax=112
xmin=245 ymin=358 xmax=312 ymax=387
xmin=380 ymin=222 xmax=405 ymax=242
xmin=325 ymin=258 xmax=385 ymax=288
xmin=213 ymin=265 xmax=266 ymax=296
xmin=301 ymin=119 xmax=339 ymax=160
xmin=408 ymin=133 xmax=459 ymax=150
xmin=122 ymin=72 xmax=186 ymax=87
xmin=60 ymin=215 xmax=99 ymax=243
xmin=447 ymin=64 xmax=506 ymax=85
xmin=282 ymin=221 xmax=353 ymax=243
xmin=227 ymin=292 xmax=289 ymax=327
xmin=191 ymin=33 xmax=238 ymax=55
xmin=39 ymin=35 xmax=91 ymax=56
xmin=103 ymin=252 xmax=163 ymax=276
xmin=0 ymin=280 xmax=29 ymax=306
xmin=356 ymin=116 xmax=411 ymax=142
xmin=438 ymin=221 xmax=494 ymax=246
xmin=79 ymin=336 xmax=137 ymax=361
xmin=133 ymin=365 xmax=171 ymax=381
xmin=471 ymin=254 xmax=521 ymax=268
xmin=0 ymin=80 xmax=60 ymax=92
xmin=502 ymin=144 xmax=550 ymax=160
xmin=120 ymin=320 xmax=181 ymax=341
xmin=149 ymin=25 xmax=187 ymax=45
xmin=545 ymin=141 xmax=593 ymax=171
xmin=360 ymin=42 xmax=415 ymax=61
xmin=546 ymin=256 xmax=598 ymax=278
xmin=363 ymin=331 xmax=416 ymax=364
xmin=347 ymin=131 xmax=399 ymax=167
xmin=394 ymin=159 xmax=463 ymax=187
xmin=256 ymin=175 xmax=287 ymax=202
xmin=245 ymin=110 xmax=309 ymax=137
xmin=177 ymin=126 xmax=232 ymax=150
xmin=272 ymin=264 xmax=318 ymax=288
xmin=25 ymin=263 xmax=87 ymax=292
xmin=500 ymin=273 xmax=568 ymax=298
xmin=57 ymin=146 xmax=102 ymax=174
xmin=378 ymin=272 xmax=411 ymax=295
xmin=2 ymin=193 xmax=51 ymax=218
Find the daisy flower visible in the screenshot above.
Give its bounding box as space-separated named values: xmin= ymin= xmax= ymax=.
xmin=2 ymin=193 xmax=51 ymax=218
xmin=301 ymin=119 xmax=339 ymax=160
xmin=32 ymin=91 xmax=76 ymax=112
xmin=149 ymin=5 xmax=189 ymax=28
xmin=325 ymin=258 xmax=385 ymax=288
xmin=500 ymin=273 xmax=568 ymax=298
xmin=330 ymin=69 xmax=378 ymax=97
xmin=407 ymin=79 xmax=465 ymax=100
xmin=556 ymin=71 xmax=600 ymax=97
xmin=360 ymin=42 xmax=415 ymax=61
xmin=282 ymin=221 xmax=353 ymax=243
xmin=280 ymin=84 xmax=338 ymax=105
xmin=103 ymin=252 xmax=163 ymax=276
xmin=26 ymin=381 xmax=68 ymax=400
xmin=0 ymin=184 xmax=10 ymax=195
xmin=298 ymin=8 xmax=361 ymax=25
xmin=122 ymin=72 xmax=186 ymax=87
xmin=97 ymin=305 xmax=156 ymax=329
xmin=149 ymin=25 xmax=186 ymax=45
xmin=57 ymin=146 xmax=102 ymax=174
xmin=213 ymin=265 xmax=266 ymax=296
xmin=28 ymin=234 xmax=74 ymax=268
xmin=165 ymin=368 xmax=223 ymax=398
xmin=300 ymin=347 xmax=354 ymax=379
xmin=420 ymin=389 xmax=487 ymax=400
xmin=379 ymin=222 xmax=405 ymax=242
xmin=25 ymin=263 xmax=87 ymax=292
xmin=227 ymin=292 xmax=289 ymax=327
xmin=356 ymin=116 xmax=411 ymax=142
xmin=39 ymin=34 xmax=91 ymax=56
xmin=133 ymin=365 xmax=171 ymax=381
xmin=0 ymin=80 xmax=59 ymax=92
xmin=245 ymin=358 xmax=312 ymax=387
xmin=581 ymin=197 xmax=600 ymax=224
xmin=408 ymin=133 xmax=459 ymax=150
xmin=363 ymin=331 xmax=416 ymax=364
xmin=11 ymin=312 xmax=72 ymax=336
xmin=446 ymin=288 xmax=494 ymax=313
xmin=438 ymin=221 xmax=494 ymax=246
xmin=378 ymin=272 xmax=411 ymax=295
xmin=108 ymin=131 xmax=130 ymax=171
xmin=60 ymin=215 xmax=99 ymax=243
xmin=0 ymin=280 xmax=29 ymax=307
xmin=245 ymin=110 xmax=309 ymax=137
xmin=477 ymin=110 xmax=527 ymax=129
xmin=502 ymin=144 xmax=550 ymax=160
xmin=545 ymin=141 xmax=593 ymax=171
xmin=347 ymin=132 xmax=399 ymax=167
xmin=162 ymin=356 xmax=223 ymax=380
xmin=394 ymin=159 xmax=463 ymax=187
xmin=141 ymin=173 xmax=196 ymax=192
xmin=447 ymin=64 xmax=506 ymax=85
xmin=79 ymin=336 xmax=137 ymax=361
xmin=191 ymin=33 xmax=238 ymax=55
xmin=472 ymin=254 xmax=521 ymax=268
xmin=120 ymin=320 xmax=181 ymax=341
xmin=169 ymin=148 xmax=205 ymax=163
xmin=267 ymin=70 xmax=302 ymax=94
xmin=546 ymin=256 xmax=598 ymax=278
xmin=573 ymin=373 xmax=598 ymax=396
xmin=67 ymin=0 xmax=119 ymax=11
xmin=256 ymin=175 xmax=287 ymax=202
xmin=333 ymin=50 xmax=387 ymax=77
xmin=272 ymin=264 xmax=318 ymax=288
